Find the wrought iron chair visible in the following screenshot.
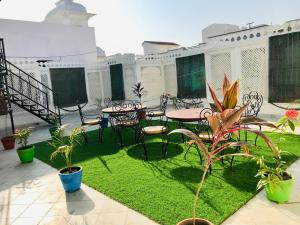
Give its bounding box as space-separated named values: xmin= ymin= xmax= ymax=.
xmin=242 ymin=91 xmax=263 ymax=145
xmin=78 ymin=104 xmax=105 ymax=144
xmin=174 ymin=97 xmax=203 ymax=109
xmin=146 ymin=94 xmax=169 ymax=121
xmin=185 ymin=108 xmax=213 ymax=163
xmin=140 ymin=111 xmax=169 ymax=161
xmin=110 ymin=102 xmax=141 ymax=146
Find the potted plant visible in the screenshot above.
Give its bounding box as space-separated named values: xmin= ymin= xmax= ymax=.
xmin=132 ymin=82 xmax=146 ymax=119
xmin=255 ymin=108 xmax=299 ymax=203
xmin=170 ymin=106 xmax=279 ymax=225
xmin=15 ymin=128 xmax=34 ymax=163
xmin=1 ymin=115 xmax=16 ymax=150
xmin=256 ymin=155 xmax=294 ymax=204
xmin=49 ymin=125 xmax=84 ymax=192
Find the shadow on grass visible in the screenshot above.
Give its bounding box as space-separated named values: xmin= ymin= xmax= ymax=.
xmin=126 ymin=142 xmax=183 ymax=161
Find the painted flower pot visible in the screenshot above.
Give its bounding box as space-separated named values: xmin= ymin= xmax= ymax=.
xmin=49 ymin=126 xmax=58 ymax=138
xmin=17 ymin=145 xmax=35 ymax=163
xmin=100 ymin=118 xmax=109 ymax=128
xmin=1 ymin=136 xmax=16 ymax=150
xmin=265 ymin=177 xmax=294 ymax=204
xmin=177 ymin=218 xmax=214 ymax=225
xmin=59 ymin=166 xmax=82 ymax=192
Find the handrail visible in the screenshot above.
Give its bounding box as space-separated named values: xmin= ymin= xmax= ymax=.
xmin=5 ymin=60 xmax=57 ymax=94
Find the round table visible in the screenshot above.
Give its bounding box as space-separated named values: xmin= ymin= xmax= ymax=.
xmin=166 ymin=108 xmax=205 ymax=122
xmin=102 ymin=104 xmax=147 ymax=114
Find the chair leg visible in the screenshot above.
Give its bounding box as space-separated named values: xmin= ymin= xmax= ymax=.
xmin=82 ymin=131 xmax=88 ymax=144
xmin=116 ymin=127 xmax=123 ymax=146
xmin=163 ymin=135 xmax=170 ymax=159
xmin=184 ymin=143 xmax=193 ymax=160
xmin=254 ymin=125 xmax=261 ymax=146
xmin=140 ymin=134 xmax=148 ymax=161
xmin=99 ymin=128 xmax=104 ymax=143
xmin=230 ymin=146 xmax=240 ymax=171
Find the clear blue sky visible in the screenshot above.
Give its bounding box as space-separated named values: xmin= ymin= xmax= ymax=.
xmin=0 ymin=0 xmax=300 ymax=55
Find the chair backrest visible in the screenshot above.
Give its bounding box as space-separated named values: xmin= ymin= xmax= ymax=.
xmin=242 ymin=91 xmax=263 ymax=117
xmin=160 ymin=94 xmax=169 ymax=112
xmin=112 ymin=101 xmax=141 ymax=124
xmin=196 ymin=108 xmax=213 ymax=135
xmin=174 ymin=98 xmax=203 ymax=109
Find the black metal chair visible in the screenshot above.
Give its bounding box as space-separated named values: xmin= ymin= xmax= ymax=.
xmin=242 ymin=91 xmax=263 ymax=145
xmin=78 ymin=104 xmax=105 ymax=144
xmin=174 ymin=97 xmax=203 ymax=109
xmin=185 ymin=108 xmax=214 ymax=163
xmin=140 ymin=111 xmax=169 ymax=161
xmin=110 ymin=102 xmax=141 ymax=146
xmin=146 ymin=94 xmax=169 ymax=122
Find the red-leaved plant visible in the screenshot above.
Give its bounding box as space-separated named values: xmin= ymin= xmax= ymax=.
xmin=170 ymin=105 xmax=279 ymax=225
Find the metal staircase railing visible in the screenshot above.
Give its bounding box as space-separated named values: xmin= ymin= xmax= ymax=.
xmin=0 ymin=38 xmax=61 ymax=125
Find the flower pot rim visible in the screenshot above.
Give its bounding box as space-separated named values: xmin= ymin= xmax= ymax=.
xmin=17 ymin=145 xmax=34 ymax=151
xmin=1 ymin=136 xmax=15 ymax=141
xmin=177 ymin=218 xmax=214 ymax=225
xmin=59 ymin=166 xmax=82 ymax=176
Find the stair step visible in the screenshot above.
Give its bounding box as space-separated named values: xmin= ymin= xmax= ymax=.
xmin=31 ymin=108 xmax=45 ymax=112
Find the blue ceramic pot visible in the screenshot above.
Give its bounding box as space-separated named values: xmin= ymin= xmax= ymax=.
xmin=59 ymin=166 xmax=82 ymax=192
xmin=101 ymin=118 xmax=109 ymax=128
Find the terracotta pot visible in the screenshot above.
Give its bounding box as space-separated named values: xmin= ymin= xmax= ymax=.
xmin=177 ymin=218 xmax=214 ymax=225
xmin=1 ymin=136 xmax=16 ymax=150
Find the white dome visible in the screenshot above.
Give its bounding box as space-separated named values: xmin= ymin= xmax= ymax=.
xmin=96 ymin=47 xmax=106 ymax=57
xmin=44 ymin=0 xmax=95 ymax=27
xmin=46 ymin=0 xmax=87 ymax=17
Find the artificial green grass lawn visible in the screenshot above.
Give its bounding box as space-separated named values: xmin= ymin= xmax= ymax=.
xmin=34 ymin=122 xmax=300 ymax=225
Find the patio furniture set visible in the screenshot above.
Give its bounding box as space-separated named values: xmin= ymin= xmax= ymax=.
xmin=76 ymin=91 xmax=264 ymax=162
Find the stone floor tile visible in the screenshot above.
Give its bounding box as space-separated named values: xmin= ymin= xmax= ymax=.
xmin=19 ymin=203 xmax=52 ymax=218
xmin=125 ymin=210 xmax=157 ymax=225
xmin=38 ymin=216 xmax=70 ymax=225
xmin=0 ymin=204 xmax=28 ymax=218
xmin=10 ymin=217 xmax=42 ymax=225
xmin=0 ymin=217 xmax=15 ymax=225
xmin=68 ymin=213 xmax=99 ymax=225
xmin=34 ymin=191 xmax=63 ymax=204
xmin=95 ymin=212 xmax=127 ymax=225
xmin=101 ymin=199 xmax=129 ymax=214
xmin=10 ymin=192 xmax=41 ymax=205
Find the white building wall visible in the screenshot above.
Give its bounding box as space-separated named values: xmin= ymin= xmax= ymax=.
xmin=0 ymin=19 xmax=97 ymax=62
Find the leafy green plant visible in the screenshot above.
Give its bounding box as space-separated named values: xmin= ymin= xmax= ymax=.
xmin=255 ymin=154 xmax=291 ymax=192
xmin=170 ymin=106 xmax=279 ymax=224
xmin=15 ymin=128 xmax=32 ymax=148
xmin=208 ymin=73 xmax=239 ymax=112
xmin=49 ymin=125 xmax=84 ymax=173
xmin=132 ymin=82 xmax=144 ymax=103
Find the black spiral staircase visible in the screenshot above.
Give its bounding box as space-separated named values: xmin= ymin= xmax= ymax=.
xmin=0 ymin=39 xmax=61 ymax=131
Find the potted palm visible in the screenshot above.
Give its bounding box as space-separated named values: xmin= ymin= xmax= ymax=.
xmin=49 ymin=125 xmax=84 ymax=192
xmin=132 ymin=82 xmax=146 ymax=119
xmin=171 ymin=106 xmax=279 ymax=225
xmin=15 ymin=128 xmax=34 ymax=163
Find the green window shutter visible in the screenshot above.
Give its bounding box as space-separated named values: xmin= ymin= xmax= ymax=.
xmin=176 ymin=54 xmax=206 ymax=98
xmin=269 ymin=32 xmax=300 ymax=102
xmin=110 ymin=64 xmax=125 ymax=100
xmin=50 ymin=67 xmax=88 ymax=107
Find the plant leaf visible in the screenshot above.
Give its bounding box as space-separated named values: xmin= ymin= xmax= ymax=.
xmin=222 ymin=73 xmax=231 ymax=96
xmin=240 ymin=117 xmax=278 ymax=129
xmin=223 ymin=80 xmax=239 ymax=109
xmin=207 ymin=83 xmax=223 ymax=112
xmin=169 ymin=129 xmax=209 ymax=158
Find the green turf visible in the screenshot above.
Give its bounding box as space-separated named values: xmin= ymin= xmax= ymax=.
xmin=34 ymin=122 xmax=300 ymax=225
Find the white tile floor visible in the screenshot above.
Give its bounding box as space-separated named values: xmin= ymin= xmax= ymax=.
xmin=0 ymin=149 xmax=158 ymax=225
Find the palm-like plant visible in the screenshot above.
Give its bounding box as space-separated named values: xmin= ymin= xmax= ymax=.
xmin=170 ymin=105 xmax=279 ymax=225
xmin=132 ymin=82 xmax=144 ymax=103
xmin=49 ymin=125 xmax=84 ymax=173
xmin=208 ymin=74 xmax=239 ymax=112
